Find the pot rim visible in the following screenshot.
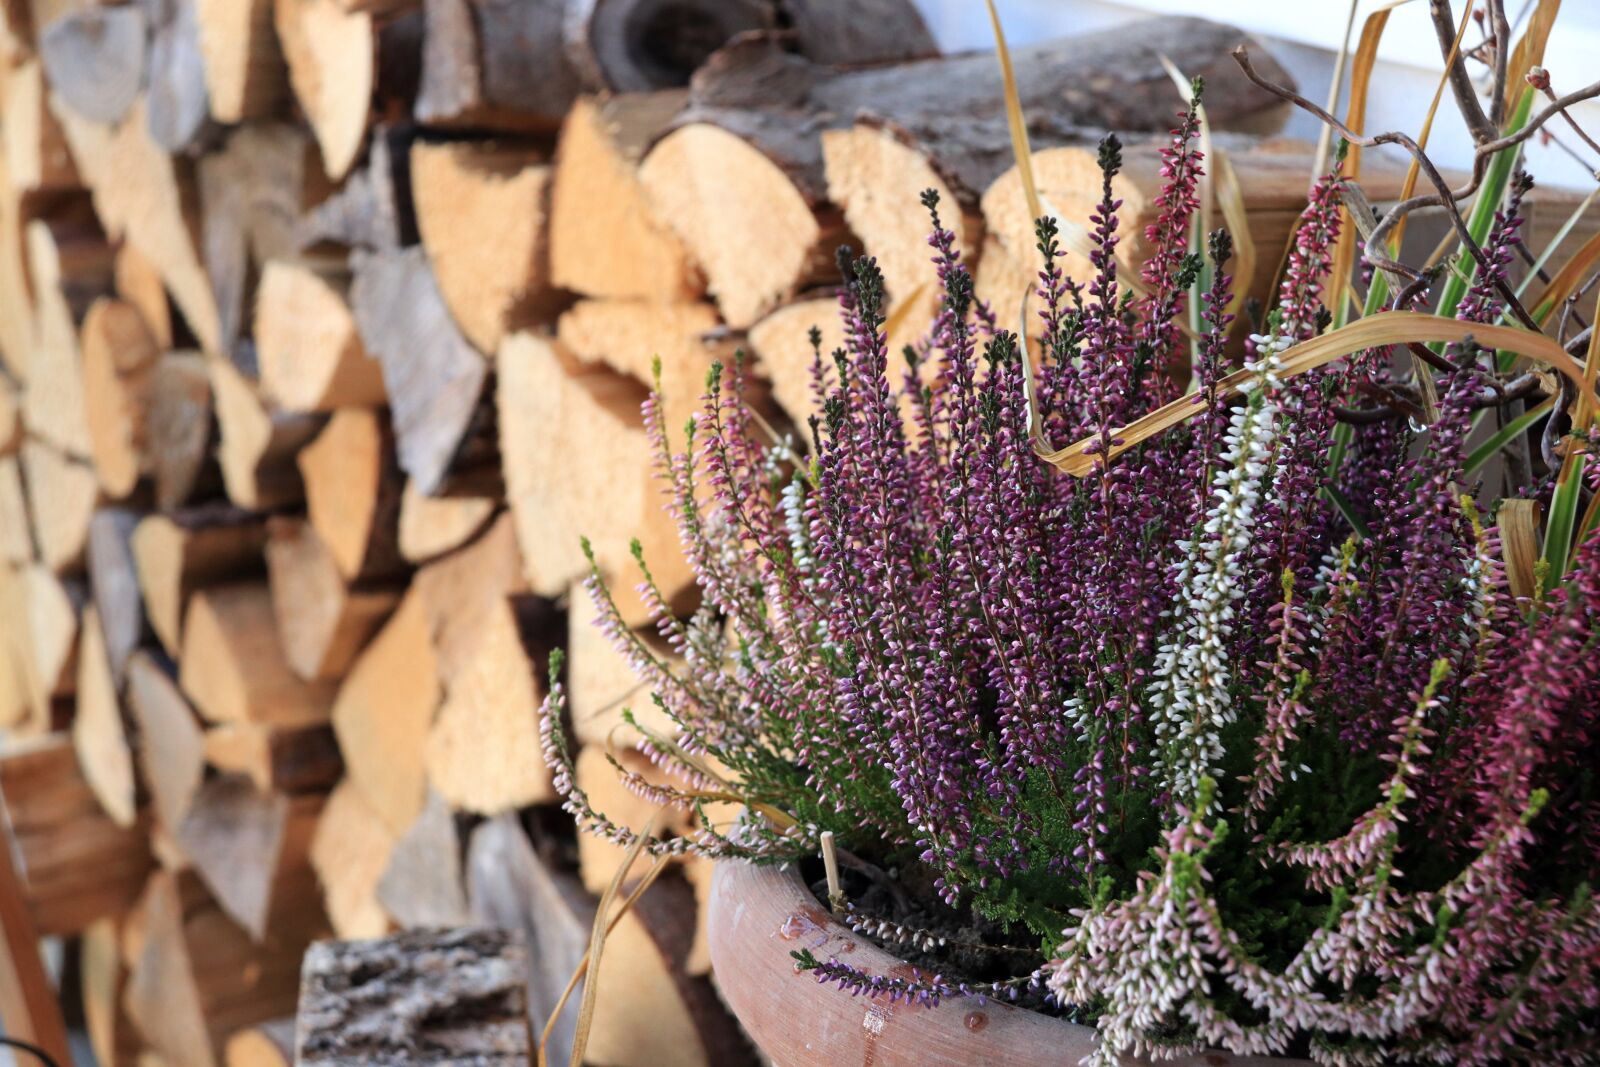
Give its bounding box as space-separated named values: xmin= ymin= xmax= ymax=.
xmin=707 ymin=859 xmax=1308 ymax=1067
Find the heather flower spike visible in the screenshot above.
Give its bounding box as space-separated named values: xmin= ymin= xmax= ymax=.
xmin=539 ymin=68 xmax=1600 ymax=1064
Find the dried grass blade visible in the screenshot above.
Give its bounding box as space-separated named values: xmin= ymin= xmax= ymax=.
xmin=1514 ymin=186 xmax=1600 ymax=300
xmin=1312 ymin=0 xmax=1363 ymax=180
xmin=1505 ymin=0 xmax=1562 ymax=115
xmin=1213 ymin=149 xmax=1257 ymax=324
xmin=548 ymin=814 xmax=666 ymax=1067
xmin=1463 ymin=396 xmax=1554 ymax=475
xmin=1499 ymin=498 xmax=1543 ymax=600
xmin=1529 ymin=227 xmax=1600 ymax=325
xmin=1037 ymin=311 xmax=1597 ymax=476
xmin=984 ymin=0 xmax=1041 ymax=227
xmin=1331 ymin=0 xmax=1412 ymax=319
xmin=1390 ymin=0 xmax=1474 ymax=254
xmin=1539 ymin=289 xmax=1597 ymax=580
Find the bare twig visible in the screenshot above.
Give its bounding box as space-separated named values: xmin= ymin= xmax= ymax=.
xmin=1432 ymin=0 xmax=1497 ymax=142
xmin=1231 ymin=46 xmax=1599 ymax=335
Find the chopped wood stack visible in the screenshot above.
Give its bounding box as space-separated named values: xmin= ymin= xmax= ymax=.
xmin=1 ymin=1 xmax=1594 ymax=1063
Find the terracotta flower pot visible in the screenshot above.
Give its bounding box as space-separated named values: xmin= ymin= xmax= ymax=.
xmin=708 ymin=860 xmax=1309 ymax=1067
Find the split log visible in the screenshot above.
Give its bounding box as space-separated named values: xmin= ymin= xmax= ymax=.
xmin=73 ymin=604 xmax=139 ymax=828
xmin=147 ymin=0 xmax=218 ymax=154
xmin=465 ymin=814 xmax=587 ymax=1066
xmin=178 ymin=581 xmax=339 ymax=726
xmin=820 ymin=120 xmax=995 ymax=339
xmin=21 ymin=439 xmax=99 ymax=573
xmin=396 ymin=479 xmax=494 ymax=565
xmin=87 ymin=508 xmax=145 ymax=683
xmin=566 ymin=589 xmax=678 ymax=747
xmin=114 ymin=242 xmax=174 ymax=350
xmin=639 ymin=121 xmax=847 ymax=329
xmin=746 ymin=293 xmax=838 ymax=425
xmin=308 ymin=777 xmax=396 ymax=939
xmin=409 ymin=139 xmax=556 ymax=356
xmin=573 ymin=744 xmax=692 ymax=895
xmin=973 ymin=231 xmax=1034 ymax=347
xmin=209 ymin=355 xmax=324 ymax=509
xmin=294 ymin=927 xmax=531 ymax=1066
xmin=255 ymin=260 xmax=387 ymax=412
xmin=375 ymin=790 xmax=466 ymax=928
xmin=295 ymin=123 xmax=409 ymax=252
xmin=3 ymin=58 xmax=77 ymax=193
xmin=173 ymin=775 xmax=323 ymax=940
xmin=273 ymin=0 xmax=373 ymax=180
xmin=555 ymin=297 xmax=734 ymax=443
xmin=587 ymin=869 xmax=757 ymax=1067
xmin=329 ymin=584 xmax=438 ymax=835
xmin=473 ymin=829 xmax=753 ymax=1067
xmin=350 ymin=246 xmax=498 ymax=496
xmin=201 ymin=721 xmax=343 ymax=795
xmin=0 ymin=734 xmax=152 ymax=936
xmin=640 ymin=19 xmax=1293 ymax=328
xmin=410 ymin=511 xmax=526 ymax=684
xmin=144 ymin=350 xmax=216 ymax=508
xmin=199 ymin=124 xmax=328 ymax=350
xmin=81 ymin=915 xmax=141 ymax=1067
xmin=296 ymin=407 xmax=404 ymax=581
xmin=0 ymin=370 xmax=19 ymax=455
xmin=24 ymin=214 xmax=113 ymax=457
xmin=264 ymin=517 xmax=398 ymax=681
xmin=424 ymin=596 xmax=556 ymax=815
xmin=224 ymin=1019 xmax=295 ymax=1067
xmin=0 ymin=184 xmax=34 ymax=379
xmin=81 ymin=296 xmax=162 ymax=497
xmin=549 ymin=93 xmax=699 ymax=302
xmin=414 ymin=0 xmax=577 ymax=131
xmin=307 ymin=777 xmax=395 ymax=940
xmin=124 ymin=868 xmax=322 ymax=1067
xmin=498 ymin=332 xmax=693 ymax=626
xmin=50 ymin=95 xmax=225 ymax=354
xmin=8 ymin=561 xmax=82 ymax=733
xmin=0 ymin=455 xmax=32 ymax=563
xmin=131 ymin=506 xmax=268 ymax=657
xmin=38 ymin=5 xmax=146 ymax=124
xmin=126 ymin=650 xmax=206 ymax=834
xmin=194 ymin=0 xmax=288 ymax=123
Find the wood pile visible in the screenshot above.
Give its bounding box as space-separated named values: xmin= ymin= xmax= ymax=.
xmin=0 ymin=2 xmax=1593 ymax=1064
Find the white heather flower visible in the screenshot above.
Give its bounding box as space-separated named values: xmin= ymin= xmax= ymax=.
xmin=1148 ymin=335 xmax=1286 ymax=807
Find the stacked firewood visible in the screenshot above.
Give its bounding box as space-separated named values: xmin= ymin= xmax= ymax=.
xmin=1 ymin=1 xmax=1594 ymax=1064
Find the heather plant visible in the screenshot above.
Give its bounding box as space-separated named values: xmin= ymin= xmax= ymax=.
xmin=540 ymin=28 xmax=1600 ymax=1067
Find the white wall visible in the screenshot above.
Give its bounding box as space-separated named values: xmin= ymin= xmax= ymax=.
xmin=913 ymin=0 xmax=1600 ymax=191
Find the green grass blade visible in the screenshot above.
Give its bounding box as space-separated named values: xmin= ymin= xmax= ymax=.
xmin=1463 ymin=397 xmax=1554 ymax=476
xmin=1543 ymin=452 xmax=1585 ymax=581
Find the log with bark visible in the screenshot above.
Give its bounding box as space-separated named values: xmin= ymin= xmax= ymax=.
xmin=294 ymin=926 xmax=531 ymax=1065
xmin=641 ymin=18 xmax=1294 ymax=328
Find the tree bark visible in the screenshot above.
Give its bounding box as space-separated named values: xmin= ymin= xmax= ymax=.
xmin=295 ymin=926 xmax=532 ymax=1066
